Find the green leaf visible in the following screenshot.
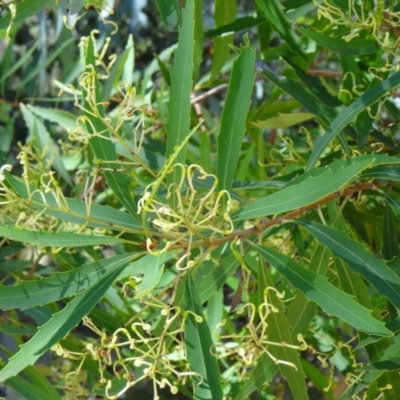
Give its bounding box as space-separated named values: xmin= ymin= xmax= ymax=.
xmin=254 ymin=64 xmax=352 ymax=157
xmin=360 ymin=165 xmax=400 ymax=181
xmin=26 ymin=104 xmax=78 ymax=132
xmin=0 ymin=0 xmax=57 ymax=31
xmin=210 ymin=0 xmax=237 ymax=80
xmin=154 ymin=0 xmax=180 ymax=30
xmin=0 ymin=253 xmax=136 ymax=310
xmin=359 ymin=357 xmax=400 ymax=372
xmin=0 ymin=263 xmax=125 ymax=382
xmin=0 ymin=225 xmax=126 ymax=248
xmin=252 ymin=112 xmax=315 ymax=129
xmin=254 ymin=243 xmax=392 ymax=337
xmin=287 ymin=245 xmax=331 ymax=338
xmin=69 ymin=0 xmax=85 ymax=15
xmin=256 ymin=254 xmax=309 ymax=399
xmin=232 ymin=156 xmax=373 ymax=221
xmin=134 ymin=252 xmax=167 ymax=299
xmin=339 ymin=335 xmax=400 ymax=399
xmin=205 ymin=15 xmax=264 ymax=38
xmin=82 ymin=36 xmax=138 ymax=217
xmin=165 ymin=0 xmax=195 ymax=187
xmin=298 ymin=27 xmax=380 ymax=55
xmin=196 ymin=248 xmax=242 ymax=304
xmin=306 ymin=71 xmax=400 ymax=171
xmin=7 ymin=364 xmax=62 ymax=400
xmin=281 ymin=55 xmax=341 ymax=108
xmin=255 ymin=66 xmax=333 ymax=127
xmin=334 ymin=256 xmax=373 ymax=310
xmin=193 ymin=0 xmax=203 ymax=83
xmin=382 ymin=204 xmax=400 ymax=260
xmin=4 ymin=376 xmax=53 ymax=400
xmin=4 ymin=172 xmax=144 ymax=234
xmin=122 ymin=34 xmax=135 ymax=86
xmin=101 ymin=34 xmax=135 ymax=101
xmin=234 ymin=354 xmax=278 ymax=400
xmin=0 ymin=41 xmax=39 ymax=84
xmin=21 ymin=38 xmax=75 ymax=87
xmin=184 ymin=274 xmax=223 ymax=399
xmin=300 ymin=221 xmax=400 ymax=310
xmin=300 ymin=359 xmax=336 ymax=400
xmin=20 ymin=103 xmax=72 ymax=185
xmin=256 ymin=0 xmax=307 ymax=62
xmin=217 ymin=43 xmax=255 ymax=190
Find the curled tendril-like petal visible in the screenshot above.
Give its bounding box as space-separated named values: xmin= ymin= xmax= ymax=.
xmin=176 ymin=251 xmax=192 ymax=270
xmin=0 ymin=164 xmax=12 ymax=182
xmin=184 ymin=310 xmax=203 ymax=323
xmin=137 ymin=163 xmax=235 ymax=265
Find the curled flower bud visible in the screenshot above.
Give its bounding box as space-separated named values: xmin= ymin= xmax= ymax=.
xmin=0 ymin=164 xmax=12 ymax=181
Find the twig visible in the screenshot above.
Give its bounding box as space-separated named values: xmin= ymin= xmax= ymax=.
xmin=191 ymin=83 xmax=228 ymax=105
xmin=307 ymin=69 xmax=342 ymax=78
xmin=167 ymin=180 xmax=380 ymax=250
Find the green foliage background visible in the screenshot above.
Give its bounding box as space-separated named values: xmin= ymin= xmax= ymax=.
xmin=1 ymin=0 xmax=400 ymax=399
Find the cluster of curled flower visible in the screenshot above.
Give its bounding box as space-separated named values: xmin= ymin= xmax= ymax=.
xmin=316 ymin=0 xmax=400 ymax=58
xmin=137 ymin=163 xmax=234 ymax=266
xmin=52 ymin=302 xmax=200 ymax=400
xmin=211 ymin=288 xmax=308 ymax=374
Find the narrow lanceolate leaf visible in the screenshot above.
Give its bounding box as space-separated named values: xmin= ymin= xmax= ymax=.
xmin=4 ymin=376 xmax=54 ymax=400
xmin=232 ymin=157 xmax=373 ymax=221
xmin=27 ymin=104 xmax=77 ymax=132
xmin=154 ymin=0 xmax=181 ymax=30
xmin=256 ymin=0 xmax=307 ymax=62
xmin=0 ymin=42 xmax=39 ymax=84
xmin=82 ymin=37 xmax=138 ymax=217
xmin=254 ymin=244 xmax=392 ymax=337
xmin=4 ymin=172 xmax=144 ymax=234
xmin=257 ymin=255 xmax=308 ymax=399
xmin=255 ymin=64 xmax=352 ymax=157
xmin=287 ymin=245 xmax=331 ymax=339
xmin=134 ymin=252 xmax=167 ymax=299
xmin=0 ymin=264 xmax=125 ymax=382
xmin=339 ymin=335 xmax=400 ymax=399
xmin=0 ymin=253 xmax=136 ymax=310
xmin=0 ymin=0 xmax=57 ymax=30
xmin=358 ymin=357 xmax=400 ymax=372
xmin=166 ymin=0 xmax=195 ymax=184
xmin=0 ymin=226 xmax=126 ymax=248
xmin=217 ymin=44 xmax=255 ymax=190
xmin=252 ymin=112 xmax=315 ymax=129
xmin=306 ymin=71 xmax=400 ymax=171
xmin=20 ymin=103 xmax=71 ymax=185
xmin=234 ymin=354 xmax=278 ymax=400
xmin=196 ymin=244 xmax=246 ymax=303
xmin=184 ymin=275 xmax=223 ymax=399
xmin=360 ymin=165 xmax=400 ymax=181
xmin=298 ymin=27 xmax=379 ymax=55
xmin=382 ymin=204 xmax=400 ymax=260
xmin=210 ymin=0 xmax=237 ymax=80
xmin=300 ymin=221 xmax=400 ymax=310
xmin=204 ymin=16 xmax=265 ymax=38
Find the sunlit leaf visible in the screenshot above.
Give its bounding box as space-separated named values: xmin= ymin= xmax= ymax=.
xmin=184 ymin=274 xmax=223 ymax=399
xmin=0 ymin=253 xmax=136 ymax=310
xmin=165 ymin=0 xmax=195 ymax=190
xmin=217 ymin=43 xmax=255 ymax=190
xmin=233 ymin=156 xmax=373 ymax=221
xmin=299 ymin=27 xmax=380 ymax=55
xmin=300 ymin=221 xmax=400 ymax=310
xmin=0 ymin=264 xmax=125 ymax=382
xmin=306 ymin=72 xmax=400 ymax=171
xmin=254 ymin=243 xmax=392 ymax=337
xmin=252 ymin=112 xmax=316 ymax=129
